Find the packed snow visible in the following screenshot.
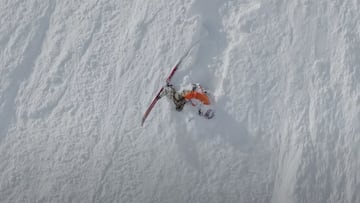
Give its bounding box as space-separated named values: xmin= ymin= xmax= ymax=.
xmin=0 ymin=0 xmax=359 ymax=202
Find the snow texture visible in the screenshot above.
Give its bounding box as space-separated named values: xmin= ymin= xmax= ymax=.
xmin=0 ymin=0 xmax=359 ymax=202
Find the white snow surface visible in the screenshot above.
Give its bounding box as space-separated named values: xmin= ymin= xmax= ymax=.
xmin=1 ymin=0 xmax=360 ymax=202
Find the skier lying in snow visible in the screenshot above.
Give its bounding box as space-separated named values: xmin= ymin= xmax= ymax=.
xmin=159 ymin=83 xmax=215 ymax=119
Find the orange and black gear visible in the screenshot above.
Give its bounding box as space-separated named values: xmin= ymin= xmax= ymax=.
xmin=182 ymin=90 xmax=210 ymax=105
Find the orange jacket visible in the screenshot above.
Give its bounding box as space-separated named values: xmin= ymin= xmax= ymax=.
xmin=182 ymin=91 xmax=210 ymax=105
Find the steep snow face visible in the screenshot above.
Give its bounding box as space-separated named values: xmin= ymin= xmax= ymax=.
xmin=0 ymin=0 xmax=359 ymax=202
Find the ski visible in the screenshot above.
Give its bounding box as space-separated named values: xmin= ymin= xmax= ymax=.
xmin=141 ymin=40 xmax=200 ymax=126
xmin=141 ymin=59 xmax=181 ymax=126
xmin=141 ymin=87 xmax=164 ymax=126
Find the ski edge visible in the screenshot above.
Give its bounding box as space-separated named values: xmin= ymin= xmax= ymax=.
xmin=141 ymin=87 xmax=164 ymax=126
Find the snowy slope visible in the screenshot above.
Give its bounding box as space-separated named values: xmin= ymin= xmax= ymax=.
xmin=0 ymin=0 xmax=359 ymax=202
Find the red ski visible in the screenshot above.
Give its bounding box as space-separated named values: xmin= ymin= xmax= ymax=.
xmin=141 ymin=40 xmax=200 ymax=126
xmin=141 ymin=87 xmax=164 ymax=126
xmin=141 ymin=61 xmax=181 ymax=126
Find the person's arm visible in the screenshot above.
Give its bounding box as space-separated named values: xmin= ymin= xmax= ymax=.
xmin=192 ymin=83 xmax=207 ymax=93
